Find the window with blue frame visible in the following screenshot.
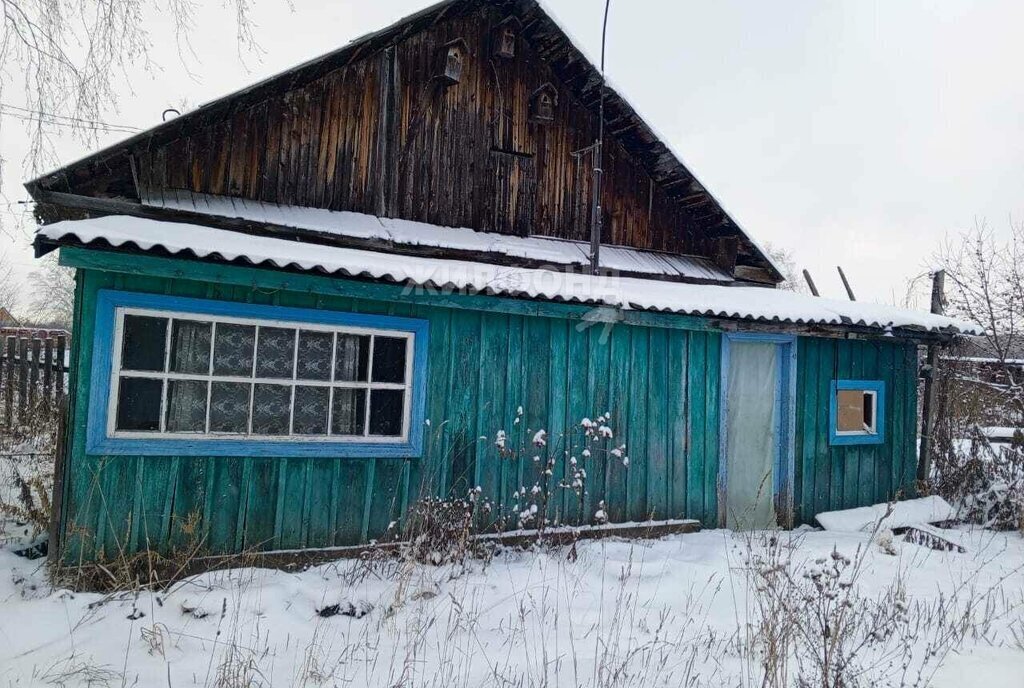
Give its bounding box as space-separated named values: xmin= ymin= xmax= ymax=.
xmin=829 ymin=380 xmax=885 ymax=446
xmin=88 ymin=290 xmax=428 ymax=457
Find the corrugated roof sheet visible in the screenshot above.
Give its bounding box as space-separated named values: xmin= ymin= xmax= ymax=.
xmin=141 ymin=190 xmax=734 ymax=283
xmin=36 ymin=216 xmax=982 ymax=336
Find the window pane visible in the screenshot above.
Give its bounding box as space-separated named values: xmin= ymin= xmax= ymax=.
xmin=296 ymin=331 xmax=333 ymax=381
xmin=165 ymin=380 xmax=208 ymax=432
xmin=372 ymin=336 xmax=407 ymax=384
xmin=213 ymin=324 xmax=255 ymax=376
xmin=863 ymin=393 xmax=875 ymax=430
xmin=293 ymin=386 xmax=329 ymax=435
xmin=252 ymin=383 xmax=291 ymax=435
xmin=331 ymin=388 xmax=366 ymax=436
xmin=121 ymin=315 xmax=167 ymax=372
xmin=256 ymin=327 xmax=296 ymax=379
xmin=209 ymin=382 xmax=251 ymax=433
xmin=335 ymin=334 xmax=369 ymax=382
xmin=115 ymin=377 xmax=163 ymax=431
xmin=836 ymin=389 xmax=866 ymax=432
xmin=169 ymin=320 xmax=212 ymax=374
xmin=369 ymin=389 xmax=404 ymax=436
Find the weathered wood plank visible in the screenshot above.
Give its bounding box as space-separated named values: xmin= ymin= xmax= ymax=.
xmin=686 ymin=332 xmax=707 ymax=522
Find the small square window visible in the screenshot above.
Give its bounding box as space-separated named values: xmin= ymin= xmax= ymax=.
xmin=830 ymin=380 xmax=885 ymax=445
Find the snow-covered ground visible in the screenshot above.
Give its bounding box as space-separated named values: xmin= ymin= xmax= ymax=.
xmin=1 ymin=526 xmax=1022 ymax=687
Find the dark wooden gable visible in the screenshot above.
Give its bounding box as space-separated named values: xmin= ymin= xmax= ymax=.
xmin=28 ymin=0 xmax=782 ymax=283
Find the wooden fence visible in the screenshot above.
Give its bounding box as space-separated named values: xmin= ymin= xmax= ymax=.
xmin=0 ymin=332 xmax=69 ymax=431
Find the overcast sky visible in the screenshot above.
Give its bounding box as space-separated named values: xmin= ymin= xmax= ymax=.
xmin=2 ymin=0 xmax=1022 ymax=311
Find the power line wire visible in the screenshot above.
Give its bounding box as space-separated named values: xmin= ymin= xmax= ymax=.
xmin=0 ymin=102 xmax=141 ymax=134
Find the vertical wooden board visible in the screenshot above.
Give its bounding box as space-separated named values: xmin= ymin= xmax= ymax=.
xmin=686 ymin=332 xmax=707 ymax=522
xmin=516 ymin=316 xmax=550 ymax=519
xmin=275 ymin=457 xmax=310 ymax=550
xmin=367 ymin=459 xmax=405 ymax=540
xmin=858 ymin=343 xmax=881 ymax=508
xmin=420 ymin=309 xmax=452 ymax=499
xmin=835 ymin=341 xmax=856 ymax=509
xmin=333 ymin=460 xmax=369 ymax=545
xmin=894 ymin=344 xmax=918 ymax=495
xmin=703 ymin=333 xmax=721 ymax=524
xmin=814 ymin=339 xmax=835 ymax=516
xmin=626 ymin=326 xmax=649 ymax=521
xmin=796 ymin=339 xmax=820 ymax=524
xmin=547 ymin=319 xmax=570 ymax=524
xmin=474 ymin=313 xmax=509 ymax=526
xmin=63 ymin=456 xmax=105 ymax=563
xmin=304 ymin=458 xmax=337 ymax=548
xmin=646 ymin=328 xmax=669 ymax=520
xmin=204 ymin=457 xmax=244 ymax=554
xmin=563 ymin=320 xmax=590 ymax=525
xmin=906 ymin=345 xmax=920 ymax=495
xmin=169 ymin=457 xmax=207 ymax=551
xmin=605 ymin=325 xmax=631 ymax=522
xmin=584 ymin=324 xmax=611 ymax=521
xmin=501 ymin=315 xmax=526 ymax=524
xmin=241 ymin=457 xmax=279 ymax=551
xmin=135 ymin=457 xmax=175 ymax=554
xmin=61 ymin=272 xmax=105 ymax=562
xmin=666 ymin=329 xmax=688 ymax=519
xmin=98 ymin=456 xmax=137 ymax=560
xmin=237 ymin=458 xmax=255 ymax=554
xmin=875 ymin=342 xmax=897 ymax=504
xmin=888 ymin=346 xmax=903 ymax=496
xmin=446 ymin=310 xmax=483 ymax=498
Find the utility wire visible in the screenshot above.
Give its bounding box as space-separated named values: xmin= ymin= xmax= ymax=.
xmin=0 ymin=102 xmax=140 ymax=134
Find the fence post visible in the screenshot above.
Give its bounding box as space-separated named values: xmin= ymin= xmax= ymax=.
xmin=29 ymin=338 xmax=41 ymax=408
xmin=0 ymin=336 xmax=6 ymax=429
xmin=43 ymin=338 xmax=54 ymax=410
xmin=17 ymin=338 xmax=28 ymax=424
xmin=56 ymin=335 xmax=66 ymax=404
xmin=917 ymin=269 xmax=946 ymax=485
xmin=48 ymin=396 xmax=69 ymax=566
xmin=3 ymin=337 xmax=12 ymax=428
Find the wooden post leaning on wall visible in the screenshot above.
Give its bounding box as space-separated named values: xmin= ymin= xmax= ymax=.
xmin=3 ymin=337 xmax=12 ymax=428
xmin=47 ymin=395 xmax=69 ymax=565
xmin=917 ymin=269 xmax=946 ymax=484
xmin=17 ymin=337 xmax=28 ymax=423
xmin=802 ymin=269 xmax=820 ymax=297
xmin=837 ymin=265 xmax=857 ymax=301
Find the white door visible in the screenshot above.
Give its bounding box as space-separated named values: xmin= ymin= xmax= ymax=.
xmin=722 ymin=337 xmax=793 ymax=530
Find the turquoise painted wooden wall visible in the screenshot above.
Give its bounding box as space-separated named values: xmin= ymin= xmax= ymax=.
xmin=793 ymin=337 xmax=920 ymax=524
xmin=56 ymin=250 xmax=919 ymax=563
xmin=58 ymin=256 xmax=722 ymax=563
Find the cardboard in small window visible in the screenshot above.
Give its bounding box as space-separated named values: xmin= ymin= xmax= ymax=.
xmin=836 ymin=389 xmax=865 ymax=432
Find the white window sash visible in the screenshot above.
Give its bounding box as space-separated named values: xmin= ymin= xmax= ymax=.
xmin=107 ymin=306 xmax=414 ymax=443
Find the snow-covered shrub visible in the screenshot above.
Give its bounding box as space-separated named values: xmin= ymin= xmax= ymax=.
xmin=946 ymin=432 xmax=1023 ymax=532
xmin=0 ymin=470 xmax=50 ymax=539
xmin=399 ymin=495 xmax=482 ymax=566
xmin=741 ymin=528 xmax=1007 ymax=688
xmin=487 ymin=409 xmax=628 ymax=537
xmin=0 ymin=391 xmax=61 ymax=545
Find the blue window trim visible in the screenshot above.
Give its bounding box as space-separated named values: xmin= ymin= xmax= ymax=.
xmin=718 ymin=333 xmax=798 ymax=524
xmin=86 ymin=289 xmax=429 ymax=458
xmin=829 ymin=379 xmax=886 ymax=446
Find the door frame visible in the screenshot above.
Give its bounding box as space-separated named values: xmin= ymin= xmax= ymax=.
xmin=718 ymin=333 xmax=798 ymax=528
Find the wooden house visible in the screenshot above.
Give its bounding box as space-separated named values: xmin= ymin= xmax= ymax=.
xmin=27 ymin=0 xmax=976 ymax=564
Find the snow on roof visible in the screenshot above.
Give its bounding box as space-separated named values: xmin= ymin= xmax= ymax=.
xmin=38 ymin=215 xmax=981 ymax=335
xmin=141 ymin=190 xmax=733 ymax=283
